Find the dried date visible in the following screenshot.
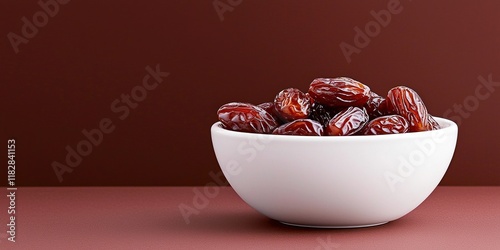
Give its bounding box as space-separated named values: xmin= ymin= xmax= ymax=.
xmin=386 ymin=86 xmax=430 ymax=132
xmin=308 ymin=77 xmax=371 ymax=107
xmin=363 ymin=115 xmax=409 ymax=135
xmin=217 ymin=102 xmax=278 ymax=133
xmin=274 ymin=88 xmax=312 ymax=122
xmin=326 ymin=106 xmax=369 ymax=136
xmin=365 ymin=91 xmax=389 ymax=119
xmin=272 ymin=119 xmax=324 ymax=136
xmin=257 ymin=102 xmax=281 ymax=123
xmin=427 ymin=115 xmax=440 ymax=130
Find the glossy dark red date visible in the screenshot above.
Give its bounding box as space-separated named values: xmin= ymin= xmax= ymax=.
xmin=308 ymin=77 xmax=371 ymax=107
xmin=363 ymin=115 xmax=409 ymax=135
xmin=386 ymin=86 xmax=431 ymax=132
xmin=257 ymin=102 xmax=281 ymax=123
xmin=217 ymin=102 xmax=278 ymax=133
xmin=365 ymin=91 xmax=389 ymax=119
xmin=272 ymin=119 xmax=324 ymax=136
xmin=427 ymin=115 xmax=440 ymax=130
xmin=274 ymin=88 xmax=312 ymax=122
xmin=326 ymin=107 xmax=369 ymax=136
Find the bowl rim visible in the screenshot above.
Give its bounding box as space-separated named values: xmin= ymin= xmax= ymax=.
xmin=211 ymin=117 xmax=458 ymax=142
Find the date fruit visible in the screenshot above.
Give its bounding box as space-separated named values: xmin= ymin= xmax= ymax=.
xmin=272 ymin=119 xmax=324 ymax=136
xmin=217 ymin=102 xmax=278 ymax=133
xmin=308 ymin=77 xmax=371 ymax=107
xmin=386 ymin=86 xmax=430 ymax=132
xmin=326 ymin=106 xmax=369 ymax=136
xmin=363 ymin=115 xmax=409 ymax=135
xmin=365 ymin=91 xmax=389 ymax=119
xmin=257 ymin=102 xmax=281 ymax=123
xmin=427 ymin=115 xmax=441 ymax=130
xmin=274 ymin=88 xmax=312 ymax=122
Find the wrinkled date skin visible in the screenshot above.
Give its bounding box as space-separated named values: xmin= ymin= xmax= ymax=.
xmin=257 ymin=102 xmax=282 ymax=123
xmin=365 ymin=91 xmax=389 ymax=119
xmin=309 ymin=102 xmax=334 ymax=127
xmin=386 ymin=86 xmax=431 ymax=132
xmin=427 ymin=115 xmax=441 ymax=130
xmin=274 ymin=88 xmax=312 ymax=122
xmin=326 ymin=106 xmax=369 ymax=136
xmin=363 ymin=115 xmax=409 ymax=135
xmin=217 ymin=102 xmax=278 ymax=133
xmin=308 ymin=77 xmax=371 ymax=107
xmin=272 ymin=119 xmax=324 ymax=136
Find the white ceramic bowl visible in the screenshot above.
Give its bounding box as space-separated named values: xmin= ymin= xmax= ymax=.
xmin=211 ymin=117 xmax=458 ymax=228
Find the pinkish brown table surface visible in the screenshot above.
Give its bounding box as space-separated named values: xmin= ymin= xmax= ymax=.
xmin=0 ymin=186 xmax=499 ymax=250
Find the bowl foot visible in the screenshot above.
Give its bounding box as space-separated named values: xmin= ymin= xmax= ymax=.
xmin=279 ymin=221 xmax=388 ymax=229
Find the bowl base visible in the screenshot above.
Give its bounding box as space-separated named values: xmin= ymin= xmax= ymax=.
xmin=279 ymin=221 xmax=388 ymax=229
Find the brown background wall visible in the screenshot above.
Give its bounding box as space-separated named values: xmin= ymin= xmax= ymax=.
xmin=1 ymin=0 xmax=499 ymax=186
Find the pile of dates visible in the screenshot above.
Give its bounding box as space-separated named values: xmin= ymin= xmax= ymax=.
xmin=217 ymin=77 xmax=440 ymax=136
